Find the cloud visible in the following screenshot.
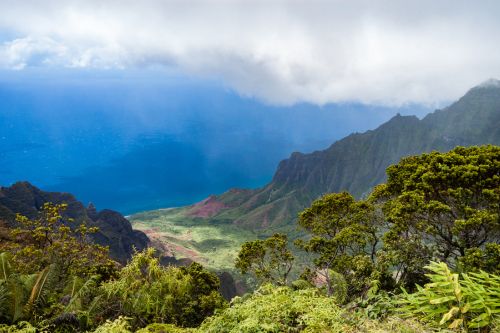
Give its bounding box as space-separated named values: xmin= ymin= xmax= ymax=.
xmin=0 ymin=0 xmax=499 ymax=105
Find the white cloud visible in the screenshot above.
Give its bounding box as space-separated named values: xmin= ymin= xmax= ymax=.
xmin=0 ymin=0 xmax=499 ymax=105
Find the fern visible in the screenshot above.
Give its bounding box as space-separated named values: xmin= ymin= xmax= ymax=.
xmin=0 ymin=253 xmax=11 ymax=281
xmin=63 ymin=275 xmax=99 ymax=312
xmin=0 ymin=253 xmax=57 ymax=324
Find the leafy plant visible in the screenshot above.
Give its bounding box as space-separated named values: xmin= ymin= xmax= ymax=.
xmin=97 ymin=248 xmax=226 ymax=329
xmin=91 ymin=317 xmax=132 ymax=333
xmin=296 ymin=192 xmax=384 ymax=298
xmin=400 ymin=261 xmax=500 ymax=331
xmin=198 ymin=284 xmax=348 ymax=333
xmin=0 ymin=321 xmax=39 ymax=333
xmin=0 ymin=252 xmax=55 ymax=324
xmin=6 ymin=203 xmax=116 ymax=280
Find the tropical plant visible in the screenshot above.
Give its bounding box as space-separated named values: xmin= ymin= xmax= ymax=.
xmin=136 ymin=323 xmax=195 ymax=333
xmin=0 ymin=252 xmax=55 ymax=324
xmin=91 ymin=317 xmax=132 ymax=333
xmin=198 ymin=284 xmax=348 ymax=333
xmin=96 ymin=248 xmax=226 ymax=329
xmin=0 ymin=321 xmax=38 ymax=333
xmin=400 ymin=261 xmax=500 ymax=332
xmin=6 ymin=203 xmax=116 ymax=280
xmin=0 ymin=251 xmax=105 ymax=332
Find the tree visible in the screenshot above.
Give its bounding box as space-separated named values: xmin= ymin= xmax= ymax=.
xmin=376 ymin=145 xmax=500 ymax=285
xmin=0 ymin=203 xmax=115 ymax=331
xmin=296 ymin=192 xmax=381 ymax=297
xmin=235 ymin=233 xmax=294 ymax=286
xmin=5 ymin=202 xmax=116 ymax=280
xmin=7 ymin=203 xmax=116 ymax=280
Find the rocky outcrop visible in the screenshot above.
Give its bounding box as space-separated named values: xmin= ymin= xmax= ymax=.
xmin=0 ymin=182 xmax=150 ymax=264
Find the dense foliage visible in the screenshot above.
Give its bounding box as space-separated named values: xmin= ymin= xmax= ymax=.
xmin=1 ymin=145 xmax=499 ymax=332
xmin=296 ymin=192 xmax=384 ymax=296
xmin=401 ymin=261 xmax=500 ymax=331
xmin=97 ymin=248 xmax=226 ymax=328
xmin=235 ymin=233 xmax=294 ymax=286
xmin=0 ymin=206 xmax=226 ymax=332
xmin=231 ymin=145 xmax=500 ymax=332
xmin=378 ymin=145 xmax=500 ymax=285
xmin=3 ymin=203 xmax=116 ymax=279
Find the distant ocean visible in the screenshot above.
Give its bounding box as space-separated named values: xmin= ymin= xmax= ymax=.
xmin=0 ymin=69 xmax=431 ymax=214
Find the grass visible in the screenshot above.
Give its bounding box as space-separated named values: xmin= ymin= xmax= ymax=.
xmin=129 ymin=207 xmax=258 ymax=271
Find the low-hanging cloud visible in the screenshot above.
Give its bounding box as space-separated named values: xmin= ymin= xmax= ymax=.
xmin=0 ymin=0 xmax=499 ymax=106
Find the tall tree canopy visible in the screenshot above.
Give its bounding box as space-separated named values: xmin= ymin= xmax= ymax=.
xmin=296 ymin=192 xmax=381 ymax=296
xmin=376 ymin=145 xmax=500 ymax=283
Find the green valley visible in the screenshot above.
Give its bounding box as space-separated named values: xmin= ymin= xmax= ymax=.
xmin=130 ymin=207 xmax=258 ymax=271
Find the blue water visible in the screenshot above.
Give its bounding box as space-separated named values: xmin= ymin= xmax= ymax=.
xmin=0 ymin=69 xmax=431 ymax=214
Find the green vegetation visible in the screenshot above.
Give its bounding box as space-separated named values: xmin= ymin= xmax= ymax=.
xmin=0 ymin=206 xmax=226 ymax=332
xmin=97 ymin=248 xmax=226 ymax=328
xmin=2 ymin=203 xmax=116 ymax=279
xmin=401 ymin=261 xmax=500 ymax=330
xmin=378 ymin=146 xmax=500 ymax=281
xmin=1 ymin=145 xmax=499 ymax=332
xmin=296 ymin=192 xmax=382 ymax=296
xmin=235 ymin=233 xmax=294 ymax=286
xmin=231 ymin=145 xmax=500 ymax=331
xmin=130 ymin=208 xmax=258 ymax=271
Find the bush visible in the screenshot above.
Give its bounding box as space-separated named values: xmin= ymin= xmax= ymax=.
xmin=91 ymin=317 xmax=132 ymax=333
xmin=96 ymin=248 xmax=226 ymax=329
xmin=198 ymin=284 xmax=348 ymax=332
xmin=136 ymin=323 xmax=195 ymax=333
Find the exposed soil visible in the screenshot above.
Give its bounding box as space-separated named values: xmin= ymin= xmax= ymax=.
xmin=187 ymin=195 xmax=228 ymax=218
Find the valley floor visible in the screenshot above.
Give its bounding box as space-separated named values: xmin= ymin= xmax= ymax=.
xmin=130 ymin=207 xmax=258 ymax=272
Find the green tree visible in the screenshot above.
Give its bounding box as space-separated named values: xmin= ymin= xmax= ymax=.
xmin=235 ymin=233 xmax=294 ymax=286
xmin=296 ymin=192 xmax=382 ymax=297
xmin=376 ymin=145 xmax=500 ymax=285
xmin=6 ymin=203 xmax=116 ymax=280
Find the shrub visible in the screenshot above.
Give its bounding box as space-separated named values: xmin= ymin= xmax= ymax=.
xmin=96 ymin=248 xmax=226 ymax=329
xmin=91 ymin=317 xmax=132 ymax=333
xmin=198 ymin=284 xmax=348 ymax=332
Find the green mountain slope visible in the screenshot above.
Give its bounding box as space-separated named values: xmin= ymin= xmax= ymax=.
xmin=168 ymin=79 xmax=500 ymax=231
xmin=145 ymin=80 xmax=499 ymax=230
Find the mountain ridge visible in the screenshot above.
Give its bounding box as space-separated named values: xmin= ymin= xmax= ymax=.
xmin=158 ymin=80 xmax=500 ymax=231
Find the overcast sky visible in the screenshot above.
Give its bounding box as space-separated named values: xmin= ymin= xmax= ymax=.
xmin=0 ymin=0 xmax=499 ymax=106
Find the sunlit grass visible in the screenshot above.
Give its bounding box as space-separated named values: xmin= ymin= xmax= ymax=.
xmin=130 ymin=208 xmax=258 ymax=271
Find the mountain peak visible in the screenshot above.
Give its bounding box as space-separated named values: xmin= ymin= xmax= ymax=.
xmin=476 ymin=78 xmax=500 ymax=89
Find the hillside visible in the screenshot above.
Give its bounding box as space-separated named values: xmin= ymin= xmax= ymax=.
xmin=0 ymin=181 xmax=149 ymax=263
xmin=131 ymin=79 xmax=500 ymax=238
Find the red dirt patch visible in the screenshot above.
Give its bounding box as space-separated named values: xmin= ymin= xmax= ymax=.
xmin=187 ymin=195 xmax=228 ymax=218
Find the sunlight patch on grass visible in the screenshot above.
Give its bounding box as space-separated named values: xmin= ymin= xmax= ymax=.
xmin=130 ymin=208 xmax=258 ymax=271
